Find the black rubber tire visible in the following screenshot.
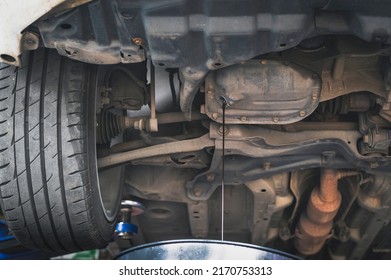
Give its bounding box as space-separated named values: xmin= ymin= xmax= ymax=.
xmin=0 ymin=48 xmax=120 ymax=252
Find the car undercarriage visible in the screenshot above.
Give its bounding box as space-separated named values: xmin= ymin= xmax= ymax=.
xmin=1 ymin=0 xmax=391 ymax=260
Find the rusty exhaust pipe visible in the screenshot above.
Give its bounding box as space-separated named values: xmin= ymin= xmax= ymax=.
xmin=294 ymin=169 xmax=342 ymax=255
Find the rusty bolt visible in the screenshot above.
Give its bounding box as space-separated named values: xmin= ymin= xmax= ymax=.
xmin=193 ymin=187 xmax=203 ymax=197
xmin=206 ymin=173 xmax=216 ymax=182
xmin=132 ymin=37 xmax=143 ymax=45
xmin=272 ymin=117 xmax=279 ymax=123
xmin=22 ymin=32 xmax=40 ymax=51
xmin=299 ymin=111 xmax=306 ymax=117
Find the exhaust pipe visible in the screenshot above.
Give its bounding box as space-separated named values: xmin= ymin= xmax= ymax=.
xmin=294 ymin=169 xmax=342 ymax=255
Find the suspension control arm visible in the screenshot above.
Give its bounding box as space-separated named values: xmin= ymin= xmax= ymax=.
xmin=97 ymin=134 xmax=214 ymax=169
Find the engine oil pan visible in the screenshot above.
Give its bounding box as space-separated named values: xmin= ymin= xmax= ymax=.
xmin=204 ymin=60 xmax=321 ymax=124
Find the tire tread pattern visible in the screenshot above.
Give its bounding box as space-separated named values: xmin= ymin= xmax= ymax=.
xmin=0 ymin=49 xmax=109 ymax=252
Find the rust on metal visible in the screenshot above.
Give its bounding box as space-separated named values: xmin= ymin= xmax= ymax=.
xmin=294 ymin=169 xmax=342 ymax=255
xmin=132 ymin=38 xmax=144 ymax=45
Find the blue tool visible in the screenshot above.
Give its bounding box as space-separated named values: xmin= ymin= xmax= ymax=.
xmin=115 ymin=200 xmax=145 ymax=239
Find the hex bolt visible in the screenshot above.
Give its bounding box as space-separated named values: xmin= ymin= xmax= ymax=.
xmin=311 ymin=93 xmax=318 ymax=100
xmin=260 ymin=60 xmax=267 ymax=65
xmin=299 ymin=111 xmax=306 ymax=117
xmin=132 ymin=38 xmax=143 ymax=45
xmin=22 ymin=32 xmax=40 ymax=51
xmin=218 ymin=125 xmax=229 ymax=135
xmin=272 ymin=117 xmax=279 ymax=123
xmin=193 ymin=187 xmax=203 ymax=197
xmin=240 ymin=116 xmax=248 ymax=122
xmin=206 ymin=173 xmax=216 ymax=182
xmin=212 ymin=113 xmax=218 ymax=120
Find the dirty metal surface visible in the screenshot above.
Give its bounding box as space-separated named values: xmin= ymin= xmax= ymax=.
xmin=204 ymin=60 xmax=321 ymax=124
